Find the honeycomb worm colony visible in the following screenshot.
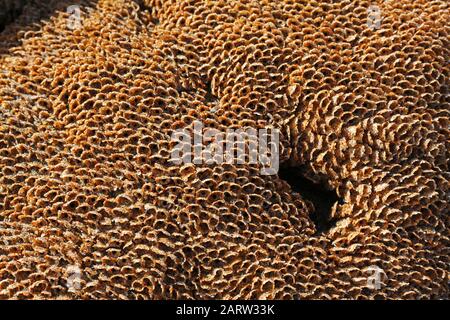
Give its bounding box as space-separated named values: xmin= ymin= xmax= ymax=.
xmin=0 ymin=0 xmax=449 ymax=299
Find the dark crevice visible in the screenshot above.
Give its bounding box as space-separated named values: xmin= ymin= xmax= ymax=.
xmin=278 ymin=166 xmax=342 ymax=235
xmin=204 ymin=81 xmax=217 ymax=103
xmin=134 ymin=0 xmax=159 ymax=25
xmin=0 ymin=0 xmax=28 ymax=33
xmin=135 ymin=0 xmax=148 ymax=11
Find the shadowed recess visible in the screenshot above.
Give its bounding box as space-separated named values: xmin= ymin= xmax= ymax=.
xmin=0 ymin=0 xmax=28 ymax=32
xmin=278 ymin=166 xmax=342 ymax=235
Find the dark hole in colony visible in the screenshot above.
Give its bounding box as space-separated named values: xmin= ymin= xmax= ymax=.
xmin=204 ymin=80 xmax=217 ymax=103
xmin=278 ymin=166 xmax=342 ymax=235
xmin=0 ymin=0 xmax=27 ymax=32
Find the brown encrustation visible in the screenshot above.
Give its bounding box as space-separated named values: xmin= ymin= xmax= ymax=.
xmin=0 ymin=0 xmax=448 ymax=299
